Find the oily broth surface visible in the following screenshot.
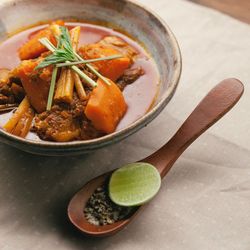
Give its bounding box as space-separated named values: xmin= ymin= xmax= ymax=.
xmin=0 ymin=22 xmax=159 ymax=140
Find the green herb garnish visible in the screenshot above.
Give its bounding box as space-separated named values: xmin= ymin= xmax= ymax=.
xmin=36 ymin=26 xmax=122 ymax=110
xmin=46 ymin=67 xmax=58 ymax=110
xmin=36 ymin=26 xmax=121 ymax=78
xmin=56 ymin=54 xmax=123 ymax=67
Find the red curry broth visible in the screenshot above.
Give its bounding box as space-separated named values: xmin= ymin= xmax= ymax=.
xmin=0 ymin=22 xmax=159 ymax=141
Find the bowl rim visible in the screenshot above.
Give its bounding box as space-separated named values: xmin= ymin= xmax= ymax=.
xmin=0 ymin=0 xmax=182 ymax=151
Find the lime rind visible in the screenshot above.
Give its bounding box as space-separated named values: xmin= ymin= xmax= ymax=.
xmin=109 ymin=162 xmax=161 ymax=207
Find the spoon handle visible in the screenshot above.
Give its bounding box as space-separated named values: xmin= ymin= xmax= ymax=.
xmin=144 ymin=78 xmax=244 ymax=178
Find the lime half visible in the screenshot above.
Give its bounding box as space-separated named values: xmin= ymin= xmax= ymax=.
xmin=109 ymin=162 xmax=161 ymax=207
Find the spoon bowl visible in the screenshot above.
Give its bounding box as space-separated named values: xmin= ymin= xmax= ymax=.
xmin=68 ymin=78 xmax=244 ymax=237
xmin=68 ymin=172 xmax=141 ymax=236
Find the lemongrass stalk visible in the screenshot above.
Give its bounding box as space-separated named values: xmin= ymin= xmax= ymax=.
xmin=71 ymin=65 xmax=97 ymax=87
xmin=54 ymin=68 xmax=67 ymax=102
xmin=3 ymin=96 xmax=30 ymax=132
xmin=39 ymin=37 xmax=115 ymax=87
xmin=87 ymin=64 xmax=111 ymax=86
xmin=74 ymin=52 xmax=111 ymax=86
xmin=60 ymin=68 xmax=74 ymax=103
xmin=39 ymin=38 xmax=56 ymax=52
xmin=69 ymin=27 xmax=88 ymax=100
xmin=73 ymin=71 xmax=87 ymax=100
xmin=19 ymin=108 xmax=34 ymax=138
xmin=56 ymin=54 xmax=123 ymax=67
xmin=70 ymin=26 xmax=80 ymax=51
xmin=12 ymin=108 xmax=34 ymax=138
xmin=39 ymin=38 xmax=97 ymax=88
xmin=46 ymin=67 xmax=58 ymax=110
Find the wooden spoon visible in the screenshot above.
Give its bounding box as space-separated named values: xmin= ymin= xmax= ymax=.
xmin=68 ymin=78 xmax=244 ymax=237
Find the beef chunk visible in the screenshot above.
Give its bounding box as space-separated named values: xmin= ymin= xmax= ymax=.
xmin=33 ymin=107 xmax=81 ymax=142
xmin=32 ymin=95 xmax=103 ymax=142
xmin=99 ymin=36 xmax=138 ymax=60
xmin=116 ymin=67 xmax=144 ymax=91
xmin=0 ymin=69 xmax=25 ymax=105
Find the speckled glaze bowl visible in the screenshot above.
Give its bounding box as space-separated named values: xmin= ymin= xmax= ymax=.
xmin=0 ymin=0 xmax=181 ymax=155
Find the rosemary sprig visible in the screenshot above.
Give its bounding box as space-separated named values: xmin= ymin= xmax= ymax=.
xmin=56 ymin=54 xmax=123 ymax=67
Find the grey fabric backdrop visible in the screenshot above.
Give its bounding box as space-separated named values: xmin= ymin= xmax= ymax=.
xmin=0 ymin=0 xmax=250 ymax=249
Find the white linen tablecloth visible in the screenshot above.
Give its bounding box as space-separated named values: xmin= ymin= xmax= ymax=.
xmin=0 ymin=0 xmax=250 ymax=249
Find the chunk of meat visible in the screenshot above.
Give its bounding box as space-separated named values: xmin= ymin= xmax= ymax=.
xmin=11 ymin=83 xmax=25 ymax=102
xmin=33 ymin=108 xmax=81 ymax=142
xmin=79 ymin=36 xmax=138 ymax=81
xmin=85 ymin=78 xmax=127 ymax=134
xmin=99 ymin=36 xmax=138 ymax=59
xmin=0 ymin=83 xmax=25 ymax=104
xmin=32 ymin=95 xmax=103 ymax=142
xmin=80 ymin=120 xmax=104 ymax=140
xmin=13 ymin=60 xmax=52 ymax=113
xmin=116 ymin=67 xmax=144 ymax=91
xmin=18 ymin=20 xmax=64 ymax=60
xmin=0 ymin=69 xmax=25 ymax=105
xmin=0 ymin=93 xmax=14 ymax=105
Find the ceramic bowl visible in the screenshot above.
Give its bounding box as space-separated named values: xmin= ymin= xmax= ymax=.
xmin=0 ymin=0 xmax=181 ymax=155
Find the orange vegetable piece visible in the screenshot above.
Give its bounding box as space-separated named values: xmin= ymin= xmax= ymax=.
xmin=18 ymin=20 xmax=64 ymax=60
xmin=80 ymin=44 xmax=131 ymax=82
xmin=85 ymin=78 xmax=127 ymax=134
xmin=14 ymin=60 xmax=51 ymax=113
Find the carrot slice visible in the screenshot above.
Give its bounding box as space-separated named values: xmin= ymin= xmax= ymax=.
xmin=85 ymin=78 xmax=127 ymax=134
xmin=18 ymin=20 xmax=64 ymax=60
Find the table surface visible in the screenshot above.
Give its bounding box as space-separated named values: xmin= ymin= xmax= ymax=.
xmin=0 ymin=0 xmax=250 ymax=250
xmin=188 ymin=0 xmax=250 ymax=24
